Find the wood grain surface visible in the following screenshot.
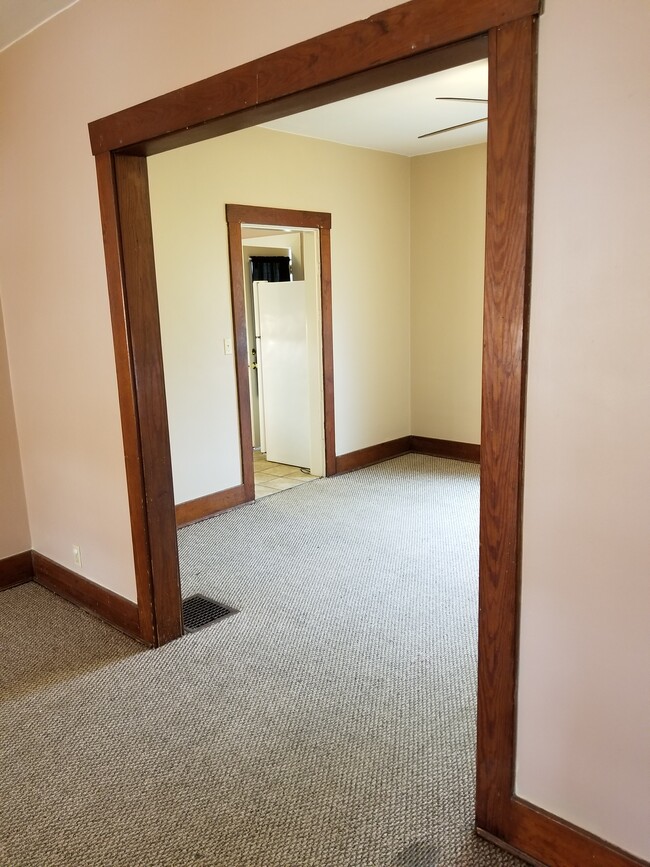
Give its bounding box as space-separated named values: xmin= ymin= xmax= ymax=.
xmin=113 ymin=155 xmax=182 ymax=645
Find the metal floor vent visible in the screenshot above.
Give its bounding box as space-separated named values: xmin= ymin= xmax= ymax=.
xmin=182 ymin=594 xmax=238 ymax=633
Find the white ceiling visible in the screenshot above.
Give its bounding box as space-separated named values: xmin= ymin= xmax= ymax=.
xmin=263 ymin=59 xmax=488 ymax=157
xmin=1 ymin=1 xmax=487 ymax=157
xmin=0 ymin=0 xmax=78 ymax=52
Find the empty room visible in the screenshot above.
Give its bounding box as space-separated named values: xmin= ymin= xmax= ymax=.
xmin=1 ymin=1 xmax=648 ymax=866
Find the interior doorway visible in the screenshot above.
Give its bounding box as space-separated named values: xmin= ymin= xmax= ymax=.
xmin=225 ymin=204 xmax=336 ymax=503
xmin=91 ymin=4 xmax=539 ymax=857
xmin=240 ymin=225 xmax=325 ymax=499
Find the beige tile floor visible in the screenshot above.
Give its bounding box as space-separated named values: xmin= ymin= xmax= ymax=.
xmin=253 ymin=450 xmax=319 ymax=499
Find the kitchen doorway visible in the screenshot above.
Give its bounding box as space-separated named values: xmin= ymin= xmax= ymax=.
xmin=225 ymin=205 xmax=336 ymax=503
xmin=240 ymin=226 xmax=325 ymax=499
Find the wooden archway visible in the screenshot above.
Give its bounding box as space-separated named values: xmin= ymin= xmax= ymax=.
xmin=88 ymin=2 xmax=638 ymax=865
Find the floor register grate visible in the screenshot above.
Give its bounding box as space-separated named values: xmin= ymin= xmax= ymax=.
xmin=182 ymin=594 xmax=238 ymax=633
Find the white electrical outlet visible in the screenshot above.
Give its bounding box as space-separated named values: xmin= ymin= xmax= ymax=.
xmin=72 ymin=545 xmax=82 ymax=568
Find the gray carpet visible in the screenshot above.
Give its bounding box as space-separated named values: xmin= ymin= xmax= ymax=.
xmin=0 ymin=454 xmax=523 ymax=866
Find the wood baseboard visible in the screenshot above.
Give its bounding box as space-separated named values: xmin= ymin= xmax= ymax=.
xmin=0 ymin=550 xmax=34 ymax=590
xmin=335 ymin=436 xmax=480 ymax=475
xmin=32 ymin=551 xmax=141 ymax=642
xmin=510 ymin=798 xmax=650 ymax=867
xmin=411 ymin=435 xmax=480 ymax=464
xmin=175 ymin=484 xmax=249 ymax=527
xmin=335 ymin=436 xmax=412 ymax=475
xmin=478 ymin=798 xmax=650 ymax=867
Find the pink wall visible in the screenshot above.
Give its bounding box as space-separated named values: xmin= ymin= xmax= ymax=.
xmin=0 ymin=0 xmax=383 ymax=597
xmin=517 ymin=0 xmax=650 ymax=860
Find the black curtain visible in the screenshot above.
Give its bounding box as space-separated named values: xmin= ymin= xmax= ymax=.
xmin=250 ymin=255 xmax=291 ymax=283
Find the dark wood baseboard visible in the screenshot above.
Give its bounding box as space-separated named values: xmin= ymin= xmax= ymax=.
xmin=335 ymin=436 xmax=412 ymax=475
xmin=335 ymin=436 xmax=480 ymax=475
xmin=507 ymin=798 xmax=650 ymax=867
xmin=175 ymin=484 xmax=249 ymax=527
xmin=411 ymin=435 xmax=480 ymax=464
xmin=0 ymin=550 xmax=34 ymax=590
xmin=478 ymin=799 xmax=650 ymax=867
xmin=32 ymin=551 xmax=141 ymax=642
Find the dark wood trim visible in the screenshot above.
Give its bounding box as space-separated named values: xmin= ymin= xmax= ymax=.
xmin=499 ymin=798 xmax=650 ymax=867
xmin=475 ymin=15 xmax=537 ymax=839
xmin=319 ymin=226 xmax=336 ymax=476
xmin=112 ymin=154 xmax=182 ymax=645
xmin=226 ymin=218 xmax=256 ymax=502
xmin=226 ymin=204 xmax=336 ymax=483
xmin=176 ymin=484 xmax=249 ymax=528
xmin=108 ymin=39 xmax=489 ymax=159
xmin=411 ymin=435 xmax=480 ymax=463
xmin=88 ymin=0 xmax=539 ymax=155
xmin=226 ymin=204 xmax=331 ymax=231
xmin=335 ymin=436 xmax=411 ymax=474
xmin=90 ymin=4 xmax=650 ymax=866
xmin=32 ymin=552 xmax=141 ymax=642
xmin=0 ymin=550 xmax=34 ymax=590
xmin=95 ymin=151 xmax=156 ymax=646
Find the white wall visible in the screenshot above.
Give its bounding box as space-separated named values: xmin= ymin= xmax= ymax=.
xmin=410 ymin=144 xmax=486 ymax=444
xmin=0 ymin=296 xmax=30 ymax=558
xmin=516 ymin=0 xmax=650 ymax=860
xmin=149 ymin=126 xmax=412 ymax=504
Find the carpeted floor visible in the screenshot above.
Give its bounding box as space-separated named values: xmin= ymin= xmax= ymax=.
xmin=0 ymin=454 xmax=524 ymax=866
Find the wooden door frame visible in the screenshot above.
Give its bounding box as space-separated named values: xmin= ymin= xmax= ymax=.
xmin=225 ymin=204 xmax=336 ymax=499
xmin=88 ymin=1 xmax=644 ymax=864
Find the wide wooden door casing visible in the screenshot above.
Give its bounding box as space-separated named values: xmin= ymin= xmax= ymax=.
xmin=89 ymin=2 xmax=643 ymax=865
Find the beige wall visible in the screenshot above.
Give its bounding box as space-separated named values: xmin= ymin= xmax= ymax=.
xmin=410 ymin=144 xmax=486 ymax=444
xmin=0 ymin=297 xmax=30 ymax=558
xmin=149 ymin=127 xmax=412 ymax=504
xmin=152 ymin=135 xmax=485 ymax=505
xmin=0 ymin=0 xmax=648 ymax=859
xmin=517 ymin=0 xmax=650 ymax=860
